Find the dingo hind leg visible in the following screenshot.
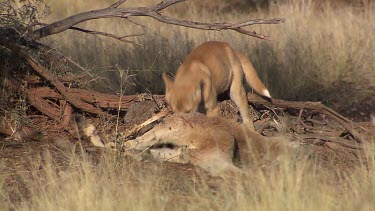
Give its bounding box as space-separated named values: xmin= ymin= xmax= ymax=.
xmin=227 ymin=51 xmax=254 ymax=130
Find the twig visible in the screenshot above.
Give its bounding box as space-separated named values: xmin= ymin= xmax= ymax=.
xmin=110 ymin=0 xmax=127 ymax=8
xmin=125 ymin=17 xmax=146 ymax=28
xmin=69 ymin=26 xmax=144 ymax=46
xmin=37 ymin=44 xmax=94 ymax=78
xmin=299 ymin=134 xmax=364 ymax=150
xmin=60 ymin=73 xmax=88 ymax=82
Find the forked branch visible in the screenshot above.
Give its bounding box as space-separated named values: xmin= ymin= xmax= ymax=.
xmin=26 ymin=0 xmax=284 ymax=41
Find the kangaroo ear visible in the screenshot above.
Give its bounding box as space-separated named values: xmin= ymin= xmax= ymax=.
xmin=162 ymin=72 xmax=174 ymax=93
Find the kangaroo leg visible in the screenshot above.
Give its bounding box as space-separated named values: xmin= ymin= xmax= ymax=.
xmin=150 ymin=147 xmax=190 ymax=164
xmin=125 ymin=118 xmax=190 ymax=150
xmin=194 ymin=149 xmax=242 ymax=177
xmin=124 ymin=129 xmax=161 ymax=150
xmin=125 ymin=123 xmax=177 ymax=150
xmin=125 ymin=118 xmax=195 ymax=164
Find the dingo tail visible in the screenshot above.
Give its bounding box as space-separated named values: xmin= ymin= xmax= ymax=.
xmin=235 ymin=51 xmax=271 ymax=98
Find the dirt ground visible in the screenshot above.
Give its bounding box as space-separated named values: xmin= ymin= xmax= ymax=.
xmin=0 ymin=100 xmax=374 ymax=205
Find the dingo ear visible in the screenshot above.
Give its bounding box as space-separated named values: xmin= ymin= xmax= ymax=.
xmin=162 ymin=72 xmax=174 ymax=93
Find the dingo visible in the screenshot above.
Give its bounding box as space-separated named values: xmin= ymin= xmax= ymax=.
xmin=163 ymin=41 xmax=271 ymax=131
xmin=125 ymin=112 xmax=294 ymax=177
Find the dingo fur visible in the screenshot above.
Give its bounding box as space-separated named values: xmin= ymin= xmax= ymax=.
xmin=163 ymin=41 xmax=271 ymax=131
xmin=125 ymin=112 xmax=294 ymax=177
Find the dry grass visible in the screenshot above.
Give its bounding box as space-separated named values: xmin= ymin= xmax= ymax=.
xmin=1 ymin=1 xmax=374 ymax=209
xmin=40 ymin=0 xmax=375 ymax=119
xmin=1 ymin=141 xmax=375 ymax=210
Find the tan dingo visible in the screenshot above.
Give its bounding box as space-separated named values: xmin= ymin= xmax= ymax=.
xmin=125 ymin=112 xmax=294 ymax=177
xmin=163 ymin=41 xmax=271 ymax=131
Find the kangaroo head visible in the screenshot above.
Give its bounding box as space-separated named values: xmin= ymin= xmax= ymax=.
xmin=162 ymin=72 xmax=201 ymax=113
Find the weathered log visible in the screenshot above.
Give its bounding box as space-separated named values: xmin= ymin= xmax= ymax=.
xmin=26 ymin=87 xmax=164 ymax=111
xmin=26 ymin=88 xmax=61 ymax=121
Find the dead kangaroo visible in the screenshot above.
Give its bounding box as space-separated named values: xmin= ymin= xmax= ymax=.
xmin=125 ymin=112 xmax=295 ymax=177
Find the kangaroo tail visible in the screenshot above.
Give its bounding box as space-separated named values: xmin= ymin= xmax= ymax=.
xmin=235 ymin=51 xmax=271 ymax=98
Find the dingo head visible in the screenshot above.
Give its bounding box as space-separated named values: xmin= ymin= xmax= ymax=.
xmin=162 ymin=72 xmax=202 ymax=113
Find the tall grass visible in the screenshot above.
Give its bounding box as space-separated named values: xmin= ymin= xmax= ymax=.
xmin=42 ymin=0 xmax=374 ymax=119
xmin=1 ymin=141 xmax=374 ymax=210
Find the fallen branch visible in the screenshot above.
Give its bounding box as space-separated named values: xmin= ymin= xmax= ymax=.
xmin=59 ymin=100 xmax=73 ymax=129
xmin=26 ymin=87 xmax=164 ymax=111
xmin=26 ymin=88 xmax=61 ymax=121
xmin=296 ymin=134 xmax=364 ymax=150
xmin=0 ymin=120 xmax=39 ymax=142
xmin=247 ymin=93 xmax=367 ymax=143
xmin=0 ymin=40 xmax=106 ymax=115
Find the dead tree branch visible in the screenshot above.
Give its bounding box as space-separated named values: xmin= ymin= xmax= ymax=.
xmin=297 ymin=134 xmax=364 ymax=150
xmin=25 ymin=0 xmax=284 ymax=41
xmin=247 ymin=93 xmax=368 ymax=143
xmin=0 ymin=39 xmax=105 ymax=115
xmin=0 ymin=120 xmax=39 ymax=142
xmin=25 ymin=87 xmax=164 ymax=112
